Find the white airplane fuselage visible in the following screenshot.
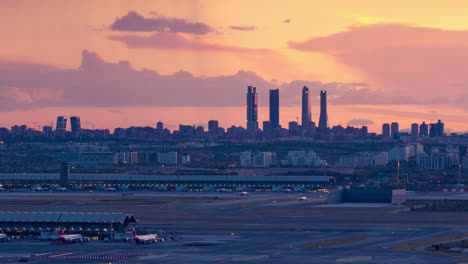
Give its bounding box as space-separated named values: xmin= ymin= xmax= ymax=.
xmin=58 ymin=231 xmax=83 ymax=243
xmin=0 ymin=233 xmax=8 ymax=242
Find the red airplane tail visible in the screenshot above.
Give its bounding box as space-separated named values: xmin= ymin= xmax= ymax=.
xmin=132 ymin=227 xmax=137 ymax=237
xmin=57 ymin=230 xmax=63 ymax=236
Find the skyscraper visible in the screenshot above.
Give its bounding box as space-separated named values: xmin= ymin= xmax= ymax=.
xmin=420 ymin=122 xmax=428 ymax=137
xmin=301 ymin=86 xmax=311 ymax=129
xmin=208 ymin=120 xmax=219 ymax=133
xmin=436 ymin=120 xmax=444 ymax=137
xmin=411 ymin=123 xmax=419 ymax=137
xmin=391 ymin=122 xmax=399 ymax=138
xmin=70 ymin=116 xmax=81 ymax=133
xmin=246 ymin=86 xmax=259 ymax=131
xmin=429 ymin=123 xmax=437 ymax=137
xmin=269 ymin=89 xmax=280 ymax=129
xmin=156 ymin=121 xmax=164 ymax=130
xmin=382 ymin=123 xmax=390 ymax=138
xmin=318 ymin=90 xmax=328 ymax=129
xmin=56 ymin=116 xmax=67 ymax=131
xmin=429 ymin=120 xmax=445 ymax=137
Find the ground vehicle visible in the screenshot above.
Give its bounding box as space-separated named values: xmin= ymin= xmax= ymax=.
xmin=298 ymin=196 xmax=308 ymax=201
xmin=240 ymin=191 xmax=249 ymax=196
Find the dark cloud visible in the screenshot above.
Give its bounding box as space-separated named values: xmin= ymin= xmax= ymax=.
xmin=108 ymin=32 xmax=270 ymax=53
xmin=347 ymin=119 xmax=375 ymax=126
xmin=282 ymin=19 xmax=291 ymax=23
xmin=0 ymin=50 xmax=462 ymax=112
xmin=229 ymin=25 xmax=257 ymax=31
xmin=109 ymin=11 xmax=212 ymax=35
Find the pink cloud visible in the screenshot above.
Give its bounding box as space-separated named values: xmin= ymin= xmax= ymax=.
xmin=108 ymin=32 xmax=270 ymax=53
xmin=289 ymin=23 xmax=468 ymax=102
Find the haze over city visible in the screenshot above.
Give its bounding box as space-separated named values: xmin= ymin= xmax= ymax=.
xmin=1 ymin=0 xmax=468 ymax=132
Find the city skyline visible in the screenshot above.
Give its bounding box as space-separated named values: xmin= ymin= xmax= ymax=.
xmin=5 ymin=87 xmax=450 ymax=138
xmin=1 ymin=1 xmax=468 ymax=133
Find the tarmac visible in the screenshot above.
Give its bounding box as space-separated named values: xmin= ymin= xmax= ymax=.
xmin=0 ymin=191 xmax=466 ymax=263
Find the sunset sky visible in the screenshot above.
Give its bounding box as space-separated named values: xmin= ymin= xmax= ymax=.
xmin=1 ymin=0 xmax=468 ymax=132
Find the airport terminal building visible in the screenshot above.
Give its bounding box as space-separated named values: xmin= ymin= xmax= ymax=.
xmin=0 ymin=174 xmax=333 ymax=192
xmin=0 ymin=212 xmax=137 ymax=238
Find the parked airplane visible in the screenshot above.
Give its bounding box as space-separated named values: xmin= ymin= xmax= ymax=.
xmin=33 ymin=186 xmax=44 ymax=192
xmin=132 ymin=228 xmax=157 ymax=244
xmin=57 ymin=230 xmax=83 ymax=243
xmin=0 ymin=233 xmax=9 ymax=242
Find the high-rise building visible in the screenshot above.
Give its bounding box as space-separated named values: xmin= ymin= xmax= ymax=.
xmin=246 ymin=86 xmax=258 ymax=131
xmin=263 ymin=121 xmax=272 ymax=134
xmin=429 ymin=120 xmax=444 ymax=138
xmin=70 ymin=116 xmax=81 ymax=133
xmin=429 ymin=123 xmax=437 ymax=137
xmin=391 ymin=122 xmax=399 ymax=138
xmin=382 ymin=123 xmax=390 ymax=138
xmin=56 ymin=116 xmax=67 ymax=131
xmin=436 ymin=120 xmax=444 ymax=137
xmin=269 ymin=89 xmax=280 ymax=129
xmin=301 ymin=86 xmax=311 ymax=129
xmin=208 ymin=120 xmax=219 ymax=133
xmin=411 ymin=123 xmax=419 ymax=137
xmin=156 ymin=121 xmax=164 ymax=130
xmin=318 ymin=90 xmax=328 ymax=129
xmin=420 ymin=122 xmax=428 ymax=137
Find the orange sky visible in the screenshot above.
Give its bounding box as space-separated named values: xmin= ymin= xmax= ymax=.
xmin=1 ymin=0 xmax=467 ymax=132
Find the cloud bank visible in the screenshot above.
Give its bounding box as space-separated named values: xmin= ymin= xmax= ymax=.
xmin=0 ymin=50 xmax=464 ymax=112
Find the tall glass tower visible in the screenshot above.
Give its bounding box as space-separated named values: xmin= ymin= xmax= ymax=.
xmin=318 ymin=90 xmax=328 ymax=129
xmin=56 ymin=116 xmax=68 ymax=131
xmin=301 ymin=86 xmax=311 ymax=129
xmin=246 ymin=86 xmax=258 ymax=131
xmin=70 ymin=116 xmax=81 ymax=133
xmin=269 ymin=89 xmax=280 ymax=129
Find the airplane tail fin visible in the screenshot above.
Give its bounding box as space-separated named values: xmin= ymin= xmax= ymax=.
xmin=132 ymin=227 xmax=137 ymax=237
xmin=57 ymin=230 xmax=63 ymax=236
